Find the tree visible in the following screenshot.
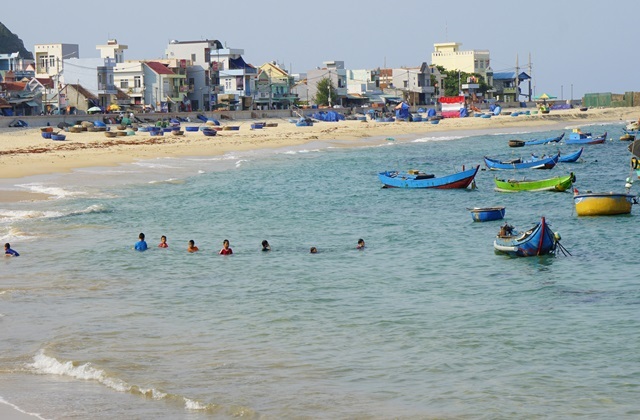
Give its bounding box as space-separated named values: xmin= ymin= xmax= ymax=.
xmin=433 ymin=65 xmax=490 ymax=98
xmin=313 ymin=77 xmax=337 ymax=106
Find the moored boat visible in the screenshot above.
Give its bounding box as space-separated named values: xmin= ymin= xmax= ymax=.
xmin=508 ymin=139 xmax=525 ymax=148
xmin=565 ymin=129 xmax=607 ymax=145
xmin=484 ymin=153 xmax=560 ymax=170
xmin=494 ymin=173 xmax=575 ymax=192
xmin=468 ymin=207 xmax=506 ymax=222
xmin=202 ymin=128 xmax=218 ymax=136
xmin=558 ymin=147 xmax=584 ymax=163
xmin=523 ymin=132 xmax=564 ymax=146
xmin=573 ymin=191 xmax=637 ymax=216
xmin=493 ymin=217 xmax=558 ymax=257
xmin=378 ymin=165 xmax=479 ymax=189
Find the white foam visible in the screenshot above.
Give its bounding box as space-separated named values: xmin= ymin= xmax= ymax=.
xmin=412 ymin=135 xmax=466 ymax=143
xmin=0 ymin=205 xmax=109 ymax=224
xmin=184 ymin=398 xmax=207 ymax=410
xmin=0 ymin=227 xmax=38 ymax=242
xmin=0 ymin=397 xmax=47 ymax=420
xmin=235 ymin=159 xmax=249 ymax=168
xmin=28 ymin=351 xmax=131 ymax=393
xmin=15 ymin=183 xmax=85 ymax=200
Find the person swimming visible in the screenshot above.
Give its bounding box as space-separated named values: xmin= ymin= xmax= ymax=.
xmin=187 ymin=239 xmax=199 ymax=253
xmin=158 ymin=235 xmax=168 ymax=248
xmin=310 ymin=246 xmax=318 ymax=254
xmin=219 ymin=239 xmax=233 ymax=255
xmin=356 ymin=238 xmax=365 ymax=249
xmin=261 ymin=240 xmax=271 ymax=252
xmin=134 ymin=233 xmax=148 ymax=251
xmin=4 ymin=242 xmax=19 ymax=257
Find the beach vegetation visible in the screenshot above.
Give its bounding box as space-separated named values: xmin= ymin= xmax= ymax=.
xmin=433 ymin=65 xmax=490 ymax=97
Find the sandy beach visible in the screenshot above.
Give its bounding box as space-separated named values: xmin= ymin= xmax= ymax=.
xmin=1 ymin=107 xmax=637 ymax=198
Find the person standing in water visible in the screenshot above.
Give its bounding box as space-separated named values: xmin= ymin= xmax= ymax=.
xmin=219 ymin=239 xmax=233 ymax=255
xmin=134 ymin=233 xmax=148 ymax=251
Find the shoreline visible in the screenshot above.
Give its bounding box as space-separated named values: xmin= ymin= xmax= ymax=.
xmin=0 ymin=107 xmax=636 ymax=194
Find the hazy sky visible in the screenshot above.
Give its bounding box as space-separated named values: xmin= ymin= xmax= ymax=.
xmin=3 ymin=0 xmax=637 ymax=99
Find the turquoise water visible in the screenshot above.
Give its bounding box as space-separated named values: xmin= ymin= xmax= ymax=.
xmin=1 ymin=122 xmax=639 ymax=419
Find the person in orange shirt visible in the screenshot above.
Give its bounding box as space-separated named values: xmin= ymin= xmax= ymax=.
xmin=187 ymin=239 xmax=199 ymax=253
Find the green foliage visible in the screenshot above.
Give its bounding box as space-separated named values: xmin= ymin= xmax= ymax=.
xmin=0 ymin=22 xmax=33 ymax=59
xmin=313 ymin=78 xmax=337 ymax=106
xmin=434 ymin=65 xmax=489 ymax=97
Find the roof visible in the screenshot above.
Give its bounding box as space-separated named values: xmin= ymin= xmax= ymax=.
xmin=65 ymin=83 xmax=98 ymax=100
xmin=145 ymin=61 xmax=175 ymax=75
xmin=493 ymin=71 xmax=531 ymax=81
xmin=114 ymin=87 xmax=130 ymax=100
xmin=36 ymin=77 xmax=54 ymax=89
xmin=0 ymin=81 xmax=27 ymax=91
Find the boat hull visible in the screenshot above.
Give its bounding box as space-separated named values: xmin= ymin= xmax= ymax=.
xmin=493 ymin=173 xmax=575 ymax=192
xmin=494 ymin=217 xmax=557 ymax=257
xmin=378 ymin=165 xmax=479 ymax=189
xmin=484 ymin=153 xmax=560 ymax=170
xmin=573 ymin=192 xmax=636 ymax=216
xmin=523 ymin=132 xmax=564 ymax=146
xmin=566 ymin=131 xmax=606 ymax=145
xmin=558 ymin=148 xmax=584 ymax=163
xmin=468 ymin=207 xmax=505 ymax=222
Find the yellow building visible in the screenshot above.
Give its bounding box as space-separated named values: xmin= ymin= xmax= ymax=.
xmin=431 ymin=42 xmax=490 ymax=77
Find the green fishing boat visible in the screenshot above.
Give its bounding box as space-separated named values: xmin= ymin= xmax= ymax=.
xmin=494 ymin=173 xmax=575 ymax=192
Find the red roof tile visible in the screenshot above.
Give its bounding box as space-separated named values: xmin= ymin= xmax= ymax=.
xmin=145 ymin=61 xmax=175 ymax=75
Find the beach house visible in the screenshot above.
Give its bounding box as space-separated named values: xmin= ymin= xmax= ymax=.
xmin=254 ymin=61 xmax=297 ymax=110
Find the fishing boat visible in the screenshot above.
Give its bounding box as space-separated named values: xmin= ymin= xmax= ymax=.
xmin=532 ymin=148 xmax=584 ymax=163
xmin=565 ymin=129 xmax=607 ymax=145
xmin=484 ymin=153 xmax=560 ymax=170
xmin=493 ymin=173 xmax=575 ymax=192
xmin=493 ymin=217 xmax=558 ymax=257
xmin=468 ymin=207 xmax=506 ymax=222
xmin=50 ymin=133 xmax=66 ymax=141
xmin=378 ymin=165 xmax=479 ymax=189
xmin=573 ymin=191 xmax=637 ymax=216
xmin=202 ymin=128 xmax=218 ymax=137
xmin=523 ymin=132 xmax=564 ymax=146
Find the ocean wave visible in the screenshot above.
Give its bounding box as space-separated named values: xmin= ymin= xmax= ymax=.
xmin=235 ymin=159 xmax=250 ymax=168
xmin=15 ymin=183 xmax=85 ymax=200
xmin=148 ymin=178 xmax=186 ymax=185
xmin=27 ymin=351 xmax=219 ymax=414
xmin=0 ymin=227 xmax=38 ymax=242
xmin=0 ymin=204 xmax=111 ymax=224
xmin=412 ymin=135 xmax=466 ymax=143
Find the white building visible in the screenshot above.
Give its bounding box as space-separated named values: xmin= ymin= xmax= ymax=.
xmin=431 ymin=42 xmax=490 ymax=77
xmin=34 ymin=43 xmax=80 ymax=80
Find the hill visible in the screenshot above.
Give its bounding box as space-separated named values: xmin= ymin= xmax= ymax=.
xmin=0 ymin=22 xmax=33 ymax=59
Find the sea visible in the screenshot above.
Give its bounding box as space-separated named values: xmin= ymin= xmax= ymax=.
xmin=1 ymin=121 xmax=639 ymax=419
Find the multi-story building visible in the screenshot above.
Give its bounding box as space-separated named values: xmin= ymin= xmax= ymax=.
xmin=63 ymin=57 xmax=117 ymax=111
xmin=34 ymin=43 xmax=79 ymax=80
xmin=254 ymin=61 xmax=296 ymax=110
xmin=165 ymin=39 xmax=256 ymax=111
xmin=306 ymin=60 xmax=347 ymax=106
xmin=431 ymin=42 xmax=491 ymax=78
xmin=142 ymin=61 xmax=188 ymax=112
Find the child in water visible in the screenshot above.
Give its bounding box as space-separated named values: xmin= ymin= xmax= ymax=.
xmin=310 ymin=246 xmax=318 ymax=254
xmin=134 ymin=233 xmax=148 ymax=251
xmin=4 ymin=242 xmax=19 ymax=257
xmin=187 ymin=240 xmax=199 ymax=253
xmin=261 ymin=240 xmax=271 ymax=251
xmin=356 ymin=239 xmax=365 ymax=249
xmin=158 ymin=235 xmax=168 ymax=248
xmin=219 ymin=239 xmax=233 ymax=255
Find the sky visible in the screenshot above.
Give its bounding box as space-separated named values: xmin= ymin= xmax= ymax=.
xmin=3 ymin=0 xmax=638 ymax=99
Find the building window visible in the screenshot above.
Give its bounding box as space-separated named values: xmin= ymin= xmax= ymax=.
xmin=225 ymin=78 xmax=232 ymax=90
xmin=120 ymin=80 xmax=129 ymax=89
xmin=191 ymin=54 xmax=196 ymax=63
xmin=134 ymin=76 xmax=141 ymax=88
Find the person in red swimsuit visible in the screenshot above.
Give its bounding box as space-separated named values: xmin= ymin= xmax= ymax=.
xmin=158 ymin=235 xmax=168 ymax=248
xmin=219 ymin=239 xmax=233 ymax=255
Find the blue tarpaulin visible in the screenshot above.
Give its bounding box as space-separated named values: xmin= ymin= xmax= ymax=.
xmin=311 ymin=111 xmax=344 ymax=122
xmin=459 ymin=108 xmax=468 ymax=118
xmin=427 ymin=108 xmax=436 ymax=117
xmin=395 ymin=102 xmax=410 ymax=120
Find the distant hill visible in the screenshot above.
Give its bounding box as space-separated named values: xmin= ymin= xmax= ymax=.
xmin=0 ymin=22 xmax=33 ymax=59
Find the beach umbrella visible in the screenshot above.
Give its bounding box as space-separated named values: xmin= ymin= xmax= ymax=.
xmin=87 ymin=106 xmax=102 ymax=114
xmin=534 ymin=93 xmax=557 ymax=102
xmin=108 ymin=104 xmax=121 ymax=112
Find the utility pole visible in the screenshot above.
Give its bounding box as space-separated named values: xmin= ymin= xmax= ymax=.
xmin=515 ymin=54 xmax=519 ymax=103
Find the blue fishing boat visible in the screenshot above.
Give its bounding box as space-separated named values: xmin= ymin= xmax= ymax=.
xmin=202 ymin=128 xmax=217 ymax=137
xmin=484 ymin=153 xmax=560 ymax=170
xmin=532 ymin=148 xmax=584 ymax=163
xmin=565 ymin=130 xmax=607 ymax=145
xmin=468 ymin=207 xmax=506 ymax=222
xmin=378 ymin=165 xmax=479 ymax=189
xmin=493 ymin=217 xmax=558 ymax=257
xmin=523 ymin=132 xmax=564 ymax=146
